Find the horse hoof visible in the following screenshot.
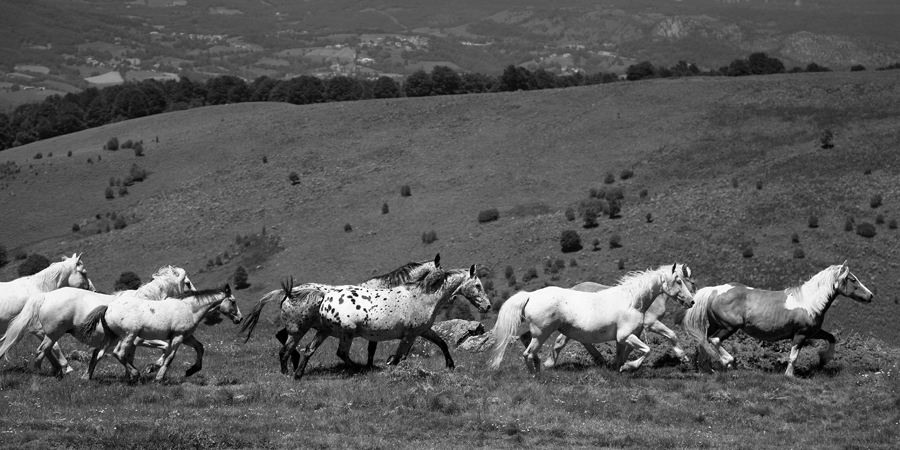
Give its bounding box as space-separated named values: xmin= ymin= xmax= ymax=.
xmin=185 ymin=368 xmax=200 ymax=377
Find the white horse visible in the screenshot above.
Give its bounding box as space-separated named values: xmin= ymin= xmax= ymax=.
xmin=683 ymin=262 xmax=873 ymax=376
xmin=489 ymin=264 xmax=695 ymax=373
xmin=0 ymin=253 xmax=94 ymax=372
xmin=272 ymin=265 xmax=492 ymax=380
xmin=543 ymin=265 xmax=696 ymax=368
xmin=77 ymin=284 xmax=242 ymax=381
xmin=0 ymin=266 xmax=196 ymax=378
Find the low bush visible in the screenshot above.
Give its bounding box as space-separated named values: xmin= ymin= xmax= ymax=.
xmin=130 ymin=163 xmax=147 ymax=182
xmin=289 ymin=172 xmax=300 ymax=185
xmin=604 ymin=172 xmax=615 ymax=184
xmin=233 ymin=266 xmax=250 ymax=289
xmin=856 ymin=222 xmax=877 ymax=238
xmin=876 ymin=214 xmax=885 ymax=225
xmin=732 ymin=178 xmax=739 ymax=188
xmin=890 ymin=218 xmax=898 ymax=229
xmin=560 ymin=230 xmax=582 ymax=253
xmin=422 ymin=230 xmax=437 ymax=244
xmin=118 ymin=186 xmax=128 ymax=196
xmin=870 ymin=194 xmax=883 ymax=208
xmin=344 ymin=223 xmax=353 ymax=232
xmin=121 ymin=139 xmax=133 ymax=149
xmin=522 ymin=268 xmax=538 ymax=282
xmin=382 ymin=202 xmax=389 ymax=214
xmin=808 ymin=215 xmax=819 ymax=228
xmin=114 ymin=271 xmax=141 ymax=291
xmin=569 ymin=259 xmax=578 ymax=267
xmin=620 ymin=169 xmax=634 ymax=180
xmin=741 ymin=241 xmax=754 ymax=258
xmin=262 ymin=156 xmax=268 ymax=163
xmin=844 ymin=217 xmax=854 ymax=232
xmin=17 ymin=253 xmax=50 ymax=276
xmin=0 ymin=244 xmax=7 ymax=268
xmin=47 ymin=152 xmax=52 ymax=157
xmin=105 ymin=187 xmax=115 ymax=199
xmin=72 ymin=223 xmax=80 ymax=232
xmin=582 ymin=209 xmax=598 ymax=228
xmin=67 ymin=151 xmax=72 ymax=157
xmin=592 ymin=238 xmax=601 ymax=251
xmin=504 ymin=265 xmax=515 ymax=280
xmin=793 ymin=248 xmax=805 ymax=259
xmin=639 ymin=189 xmax=648 ymax=199
xmin=106 ymin=137 xmax=119 ymax=151
xmin=756 ymin=180 xmax=763 ymax=190
xmin=564 ymin=207 xmax=575 ymax=221
xmin=109 ymin=177 xmax=116 ymax=186
xmin=33 ymin=152 xmax=42 ymax=160
xmin=617 ymin=259 xmax=625 ymax=270
xmin=114 ymin=216 xmax=127 ymax=229
xmin=820 ymin=129 xmax=834 ymax=149
xmin=400 ymin=185 xmax=411 ymax=197
xmin=609 ymin=234 xmax=622 ymax=249
xmin=646 ymin=213 xmax=653 ymax=223
xmin=133 ymin=142 xmax=144 ymax=156
xmin=477 ymin=208 xmax=499 ymax=223
xmin=791 ymin=232 xmax=799 ymax=243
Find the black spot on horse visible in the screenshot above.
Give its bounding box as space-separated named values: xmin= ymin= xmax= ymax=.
xmin=356 ymin=305 xmax=361 ymax=310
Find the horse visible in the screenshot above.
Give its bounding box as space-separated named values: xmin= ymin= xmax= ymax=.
xmin=683 ymin=261 xmax=873 ymax=377
xmin=0 ymin=253 xmax=94 ymax=373
xmin=0 ymin=266 xmax=196 ymax=378
xmin=77 ymin=284 xmax=242 ymax=381
xmin=488 ymin=264 xmax=695 ymax=373
xmin=243 ymin=254 xmax=443 ymax=373
xmin=543 ymin=264 xmax=696 ymax=368
xmin=252 ymin=264 xmax=492 ymax=380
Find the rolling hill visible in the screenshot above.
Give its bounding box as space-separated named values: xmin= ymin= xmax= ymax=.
xmin=1 ymin=69 xmax=899 ymax=344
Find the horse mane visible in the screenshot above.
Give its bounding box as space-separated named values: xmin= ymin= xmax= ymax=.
xmin=25 ymin=257 xmax=75 ymax=290
xmin=614 ymin=266 xmax=671 ymax=306
xmin=174 ymin=287 xmax=226 ymax=300
xmin=152 ymin=265 xmax=181 ymax=279
xmin=409 ymin=268 xmax=466 ymax=294
xmin=783 ymin=265 xmax=840 ymax=317
xmin=366 ymin=260 xmax=433 ymax=288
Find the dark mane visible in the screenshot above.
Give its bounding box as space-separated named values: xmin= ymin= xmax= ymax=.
xmin=368 ymin=260 xmax=431 ymax=287
xmin=174 ymin=287 xmax=226 ymax=300
xmin=409 ymin=268 xmax=466 ymax=294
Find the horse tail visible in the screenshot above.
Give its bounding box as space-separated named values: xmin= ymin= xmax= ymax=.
xmin=682 ymin=287 xmax=719 ymax=362
xmin=487 ymin=290 xmax=531 ymax=370
xmin=0 ymin=294 xmax=45 ymax=359
xmin=239 ymin=288 xmax=283 ymax=343
xmin=74 ymin=305 xmax=112 ymax=344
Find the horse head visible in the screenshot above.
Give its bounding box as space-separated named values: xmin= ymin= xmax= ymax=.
xmin=834 ymin=261 xmax=874 ymax=303
xmin=453 ymin=264 xmax=492 ymax=313
xmin=217 ymin=284 xmax=243 ymax=324
xmin=65 ymin=253 xmax=95 ymax=291
xmin=666 ymin=263 xmax=695 ymax=308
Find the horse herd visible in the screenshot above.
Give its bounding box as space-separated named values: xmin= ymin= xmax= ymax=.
xmin=0 ymin=253 xmax=874 ymax=382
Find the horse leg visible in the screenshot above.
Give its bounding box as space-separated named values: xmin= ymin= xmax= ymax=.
xmin=366 ymin=341 xmax=378 ymax=368
xmin=276 ymin=327 xmax=303 ymax=373
xmin=48 ymin=340 xmax=72 ymax=374
xmin=647 ymin=320 xmax=689 ymax=364
xmin=419 ymin=328 xmax=454 ymax=370
xmin=155 ymin=335 xmax=184 ymax=382
xmin=335 ymin=335 xmax=362 ymax=372
xmin=544 ymin=334 xmax=567 ymax=368
xmin=279 ymin=330 xmax=305 ymax=375
xmin=521 ymin=330 xmax=552 ymax=374
xmin=784 ymin=334 xmax=807 ymax=377
xmin=619 ymin=334 xmax=651 ymax=371
xmin=518 ymin=332 xmax=542 ymax=372
xmin=40 ymin=338 xmax=65 ymax=379
xmin=111 ymin=335 xmax=141 ymax=380
xmin=294 ymin=329 xmax=329 ymax=381
xmin=708 ymin=327 xmax=738 ymax=370
xmin=182 ymin=335 xmax=204 ymax=377
xmin=83 ymin=348 xmax=103 ymax=380
xmin=812 ymin=329 xmax=836 ymax=367
xmin=33 ymin=335 xmax=50 ymax=371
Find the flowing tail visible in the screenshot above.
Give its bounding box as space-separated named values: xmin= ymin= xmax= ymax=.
xmin=239 ymin=288 xmax=285 ymax=343
xmin=487 ymin=291 xmax=531 ymax=370
xmin=75 ymin=305 xmax=114 ymax=344
xmin=0 ymin=294 xmax=46 ymax=359
xmin=682 ymin=287 xmax=720 ymax=364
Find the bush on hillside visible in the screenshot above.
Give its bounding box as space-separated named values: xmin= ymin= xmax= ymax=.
xmin=793 ymin=248 xmax=805 ymax=259
xmin=617 ymin=259 xmax=625 ymax=270
xmin=731 ymin=178 xmax=739 ymax=188
xmin=105 ymin=187 xmax=115 ymax=199
xmin=639 ymin=189 xmax=648 ymax=199
xmin=609 ymin=233 xmax=622 ymax=249
xmin=565 ymin=207 xmax=576 ymax=221
xmin=121 ymin=139 xmax=133 ymax=149
xmin=114 ymin=216 xmax=127 ymax=229
xmin=889 ymin=218 xmax=898 ymax=230
xmin=33 ymin=152 xmax=42 ymax=160
xmin=109 ymin=177 xmax=116 ymax=186
xmin=844 ymin=217 xmax=855 ymax=232
xmin=118 ymin=186 xmax=128 ymax=197
xmin=133 ymin=142 xmax=144 ymax=156
xmin=114 ymin=271 xmax=142 ymax=291
xmin=740 ymin=241 xmax=754 ymax=258
xmin=72 ymin=223 xmax=80 ymax=232
xmin=851 ymin=64 xmax=866 ymax=72
xmin=0 ymin=244 xmax=7 ymax=268
xmin=504 ymin=266 xmax=514 ymax=280
xmin=756 ymin=180 xmax=763 ymax=190
xmin=262 ymin=156 xmax=268 ymax=164
xmin=560 ymin=230 xmax=582 ymax=253
xmin=592 ymin=238 xmax=601 ymax=251
xmin=130 ymin=163 xmax=147 ymax=182
xmin=18 ymin=254 xmax=50 ymax=277
xmin=382 ymin=202 xmax=389 ymax=214
xmin=67 ymin=151 xmax=72 ymax=157
xmin=856 ymin=222 xmax=877 ymax=238
xmin=400 ymin=185 xmax=411 ymax=197
xmin=604 ymin=172 xmax=615 ymax=184
xmin=289 ymin=171 xmax=300 ymax=185
xmin=620 ymin=169 xmax=634 ymax=180
xmin=522 ymin=267 xmax=538 ymax=282
xmin=876 ymin=214 xmax=885 ymax=225
xmin=791 ymin=232 xmax=799 ymax=243
xmin=477 ymin=208 xmax=499 ymax=223
xmin=344 ymin=223 xmax=353 ymax=232
xmin=870 ymin=194 xmax=882 ymax=208
xmin=646 ymin=213 xmax=653 ymax=223
xmin=422 ymin=230 xmax=437 ymax=244
xmin=820 ymin=130 xmax=834 ymax=149
xmin=233 ymin=266 xmax=250 ymax=289
xmin=106 ymin=137 xmax=119 ymax=151
xmin=808 ymin=215 xmax=819 ymax=228
xmin=582 ymin=209 xmax=598 ymax=228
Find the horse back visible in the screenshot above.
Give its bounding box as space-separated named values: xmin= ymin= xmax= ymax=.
xmin=709 ymin=284 xmax=811 ymax=338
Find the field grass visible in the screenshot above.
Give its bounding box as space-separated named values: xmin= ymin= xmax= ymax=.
xmin=1 ymin=320 xmax=898 ymax=449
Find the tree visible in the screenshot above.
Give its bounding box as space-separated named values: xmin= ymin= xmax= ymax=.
xmin=404 ymin=70 xmax=433 ymax=97
xmin=289 ymin=171 xmax=300 ymax=185
xmin=373 ymin=76 xmax=401 ymax=98
xmin=626 ymin=61 xmax=656 ymax=81
xmin=114 ymin=271 xmax=142 ymax=291
xmin=560 ymin=230 xmax=582 ymax=252
xmin=233 ymin=266 xmax=250 ymax=289
xmin=430 ymin=66 xmax=463 ymax=96
xmin=18 ymin=253 xmax=50 ymax=277
xmin=324 ymin=76 xmax=361 ymax=102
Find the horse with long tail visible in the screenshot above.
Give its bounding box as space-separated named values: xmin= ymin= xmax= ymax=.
xmin=0 ymin=266 xmax=196 ymax=378
xmin=77 ymin=284 xmax=242 ymax=382
xmin=0 ymin=253 xmax=94 ymax=373
xmin=283 ymin=264 xmax=491 ymax=380
xmin=242 ymin=254 xmax=442 ymax=373
xmin=683 ymin=261 xmax=873 ymax=377
xmin=489 ymin=264 xmax=695 ymax=373
xmin=543 ymin=264 xmax=696 ymax=368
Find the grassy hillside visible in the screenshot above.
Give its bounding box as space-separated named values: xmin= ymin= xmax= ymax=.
xmin=2 ymin=70 xmax=900 ymax=346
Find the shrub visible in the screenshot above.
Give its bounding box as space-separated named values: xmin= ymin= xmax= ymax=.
xmin=72 ymin=223 xmax=80 ymax=232
xmin=820 ymin=129 xmax=834 ymax=149
xmin=604 ymin=172 xmax=615 ymax=184
xmin=731 ymin=178 xmax=739 ymax=188
xmin=121 ymin=139 xmax=133 ymax=149
xmin=289 ymin=171 xmax=300 ymax=185
xmin=560 ymin=230 xmax=582 ymax=253
xmin=522 ymin=268 xmax=538 ymax=282
xmin=844 ymin=217 xmax=855 ymax=232
xmin=856 ymin=222 xmax=877 ymax=238
xmin=14 ymin=250 xmax=27 ymax=261
xmin=118 ymin=186 xmax=128 ymax=196
xmin=617 ymin=259 xmax=625 ymax=270
xmin=554 ymin=258 xmax=565 ymax=270
xmin=18 ymin=253 xmax=50 ymax=277
xmin=793 ymin=248 xmax=805 ymax=259
xmin=890 ymin=218 xmax=898 ymax=230
xmin=876 ymin=214 xmax=885 ymax=225
xmin=582 ymin=209 xmax=598 ymax=228
xmin=215 ymin=256 xmax=223 ymax=266
xmin=589 ymin=187 xmax=599 ymax=198
xmin=791 ymin=232 xmax=799 ymax=243
xmin=870 ymin=194 xmax=882 ymax=208
xmin=592 ymin=238 xmax=601 ymax=251
xmin=507 ymin=274 xmax=517 ymax=287
xmin=106 ymin=137 xmax=119 ymax=151
xmin=808 ymin=215 xmax=819 ymax=228
xmin=344 ymin=223 xmax=353 ymax=232
xmin=0 ymin=244 xmax=7 ymax=268
xmin=478 ymin=208 xmax=499 ymax=223
xmin=606 ymin=187 xmax=625 ymax=201
xmin=133 ymin=142 xmax=144 ymax=156
xmin=620 ymin=169 xmax=634 ymax=180
xmin=233 ymin=266 xmax=250 ymax=289
xmin=607 ymin=199 xmax=621 ymax=219
xmin=422 ymin=230 xmax=437 ymax=244
xmin=851 ymin=64 xmax=866 ymax=72
xmin=33 ymin=152 xmax=42 ymax=160
xmin=400 ymin=185 xmax=411 ymax=197
xmin=864 ymin=168 xmax=872 ymax=175
xmin=741 ymin=242 xmax=754 ymax=258
xmin=646 ymin=213 xmax=653 ymax=223
xmin=114 ymin=271 xmax=142 ymax=291
xmin=87 ymin=157 xmax=93 ymax=164
xmin=67 ymin=151 xmax=72 ymax=157
xmin=504 ymin=265 xmax=515 ymax=279
xmin=609 ymin=234 xmax=622 ymax=249
xmin=382 ymin=202 xmax=389 ymax=214
xmin=113 ymin=216 xmax=127 ymax=229
xmin=105 ymin=187 xmax=115 ymax=199
xmin=47 ymin=152 xmax=52 ymax=157
xmin=639 ymin=189 xmax=648 ymax=199
xmin=109 ymin=176 xmax=116 ymax=186
xmin=262 ymin=156 xmax=268 ymax=163
xmin=564 ymin=207 xmax=575 ymax=221
xmin=756 ymin=180 xmax=762 ymax=190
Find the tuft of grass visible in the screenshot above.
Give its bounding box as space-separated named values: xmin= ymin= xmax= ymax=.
xmin=421 ymin=229 xmax=437 ymax=244
xmin=477 ymin=208 xmax=499 ymax=223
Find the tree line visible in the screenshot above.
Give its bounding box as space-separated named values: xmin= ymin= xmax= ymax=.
xmin=0 ymin=51 xmax=880 ymax=151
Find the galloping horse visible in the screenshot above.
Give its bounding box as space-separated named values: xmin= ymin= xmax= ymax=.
xmin=544 ymin=265 xmax=696 ymax=368
xmin=0 ymin=266 xmax=196 ymax=378
xmin=489 ymin=264 xmax=695 ymax=373
xmin=0 ymin=253 xmax=94 ymax=373
xmin=78 ymin=285 xmax=242 ymax=381
xmin=683 ymin=261 xmax=873 ymax=376
xmin=242 ymin=255 xmax=442 ymax=373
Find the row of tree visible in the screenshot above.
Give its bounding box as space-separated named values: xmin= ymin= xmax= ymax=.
xmin=0 ymin=52 xmax=865 ymax=151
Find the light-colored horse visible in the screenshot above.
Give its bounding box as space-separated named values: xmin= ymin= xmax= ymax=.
xmin=0 ymin=253 xmax=94 ymax=372
xmin=248 ymin=265 xmax=492 ymax=380
xmin=77 ymin=284 xmax=243 ymax=381
xmin=683 ymin=261 xmax=873 ymax=377
xmin=489 ymin=264 xmax=695 ymax=373
xmin=243 ymin=255 xmax=443 ymax=373
xmin=0 ymin=266 xmax=196 ymax=378
xmin=544 ymin=265 xmax=696 ymax=368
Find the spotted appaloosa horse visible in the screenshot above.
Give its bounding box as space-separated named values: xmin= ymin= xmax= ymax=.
xmin=288 ymin=264 xmax=491 ymax=380
xmin=683 ymin=261 xmax=873 ymax=377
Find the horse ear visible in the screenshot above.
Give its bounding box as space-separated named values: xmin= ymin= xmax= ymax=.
xmin=224 ymin=284 xmax=232 ymax=295
xmin=682 ymin=265 xmax=691 ymax=279
xmin=671 ymin=263 xmax=677 ymax=274
xmin=434 ymin=253 xmax=441 ymax=268
xmin=470 ymin=264 xmax=477 ymax=277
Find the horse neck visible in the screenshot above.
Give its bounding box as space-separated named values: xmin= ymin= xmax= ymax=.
xmin=623 ymin=271 xmax=667 ymax=313
xmin=410 ymin=270 xmax=468 ymax=310
xmin=30 ymin=262 xmax=70 ymax=291
xmin=793 ymin=270 xmax=840 ymax=319
xmin=184 ymin=292 xmax=227 ymax=317
xmin=134 ymin=277 xmax=178 ymax=300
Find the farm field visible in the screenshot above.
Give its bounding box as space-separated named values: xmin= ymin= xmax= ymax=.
xmin=1 ymin=69 xmax=900 ymax=447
